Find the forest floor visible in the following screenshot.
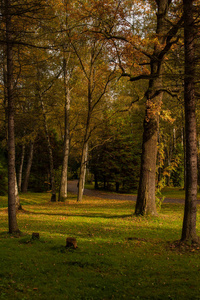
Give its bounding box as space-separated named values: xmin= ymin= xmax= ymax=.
xmin=68 ymin=180 xmax=199 ymax=204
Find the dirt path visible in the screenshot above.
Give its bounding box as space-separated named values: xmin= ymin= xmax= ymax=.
xmin=67 ymin=180 xmax=190 ymax=204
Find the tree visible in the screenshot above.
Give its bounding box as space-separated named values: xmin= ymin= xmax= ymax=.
xmin=90 ymin=87 xmax=143 ymax=192
xmin=100 ymin=0 xmax=183 ymax=214
xmin=31 ymin=44 xmax=64 ymax=201
xmin=1 ymin=0 xmax=54 ymax=230
xmin=4 ymin=0 xmax=19 ymax=233
xmin=21 ymin=141 xmax=34 ymax=193
xmin=57 ymin=0 xmax=73 ymax=202
xmin=135 ymin=0 xmax=183 ymax=215
xmin=181 ymin=0 xmax=199 ymax=243
xmin=0 ymin=149 xmax=8 ymax=195
xmin=18 ymin=144 xmax=25 ymax=192
xmin=58 ymin=55 xmax=72 ymax=201
xmin=67 ymin=2 xmax=118 ymax=201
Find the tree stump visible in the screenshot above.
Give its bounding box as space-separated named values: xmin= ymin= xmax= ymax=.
xmin=66 ymin=237 xmax=77 ymax=249
xmin=32 ymin=232 xmax=40 ymax=240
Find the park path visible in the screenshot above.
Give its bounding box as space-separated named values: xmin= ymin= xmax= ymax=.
xmin=67 ymin=180 xmax=187 ymax=204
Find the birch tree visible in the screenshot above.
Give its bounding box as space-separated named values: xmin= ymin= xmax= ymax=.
xmin=59 ymin=55 xmax=72 ymax=201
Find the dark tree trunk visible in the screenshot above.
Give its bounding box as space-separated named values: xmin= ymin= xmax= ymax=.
xmin=181 ymin=0 xmax=199 ymax=243
xmin=135 ymin=111 xmax=159 ymax=215
xmin=5 ymin=0 xmax=19 ymax=233
xmin=135 ymin=0 xmax=170 ymax=215
xmin=22 ymin=142 xmax=34 ymax=193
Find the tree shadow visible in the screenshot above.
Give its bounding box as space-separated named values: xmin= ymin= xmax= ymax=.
xmin=19 ymin=208 xmax=134 ymax=219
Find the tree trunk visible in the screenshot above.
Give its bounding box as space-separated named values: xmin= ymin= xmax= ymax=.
xmin=77 ymin=141 xmax=88 ymax=202
xmin=135 ymin=107 xmax=159 ymax=215
xmin=15 ymin=172 xmax=21 ymax=210
xmin=59 ymin=58 xmax=71 ymax=202
xmin=35 ymin=62 xmax=57 ymax=202
xmin=22 ymin=142 xmax=34 ymax=193
xmin=181 ymin=0 xmax=199 ymax=243
xmin=135 ymin=0 xmax=170 ymax=216
xmin=18 ymin=144 xmax=25 ymax=192
xmin=5 ymin=0 xmax=19 ymax=233
xmin=40 ymin=99 xmax=57 ymax=202
xmin=77 ymin=87 xmax=91 ymax=202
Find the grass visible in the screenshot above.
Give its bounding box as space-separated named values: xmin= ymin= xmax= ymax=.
xmin=84 ymin=184 xmax=200 ymax=200
xmin=161 ymin=187 xmax=200 ymax=200
xmin=0 ymin=191 xmax=200 ymax=299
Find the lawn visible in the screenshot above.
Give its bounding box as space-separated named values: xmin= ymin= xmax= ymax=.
xmin=0 ymin=192 xmax=200 ymax=299
xmin=161 ymin=187 xmax=200 ymax=200
xmin=85 ymin=184 xmax=200 ymax=200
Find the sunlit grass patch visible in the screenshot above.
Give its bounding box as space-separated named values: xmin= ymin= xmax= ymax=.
xmin=162 ymin=186 xmax=200 ymax=199
xmin=0 ymin=193 xmax=200 ymax=299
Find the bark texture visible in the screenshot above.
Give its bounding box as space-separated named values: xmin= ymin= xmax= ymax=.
xmin=181 ymin=0 xmax=199 ymax=243
xmin=77 ymin=84 xmax=91 ymax=202
xmin=59 ymin=58 xmax=71 ymax=201
xmin=77 ymin=140 xmax=88 ymax=202
xmin=6 ymin=0 xmax=19 ymax=232
xmin=15 ymin=172 xmax=21 ymax=210
xmin=135 ymin=0 xmax=170 ymax=215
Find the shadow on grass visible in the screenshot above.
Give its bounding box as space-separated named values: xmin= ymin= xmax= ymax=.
xmin=19 ymin=202 xmax=187 ymax=219
xmin=19 ymin=208 xmax=134 ymax=219
xmin=0 ymin=231 xmax=27 ymax=238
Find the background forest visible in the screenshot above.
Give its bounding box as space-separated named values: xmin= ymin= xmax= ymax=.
xmin=0 ymin=1 xmax=200 ymax=234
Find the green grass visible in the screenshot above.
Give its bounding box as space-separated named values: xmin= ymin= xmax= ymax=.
xmin=161 ymin=187 xmax=196 ymax=199
xmin=84 ymin=183 xmax=200 ymax=200
xmin=0 ymin=192 xmax=200 ymax=299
